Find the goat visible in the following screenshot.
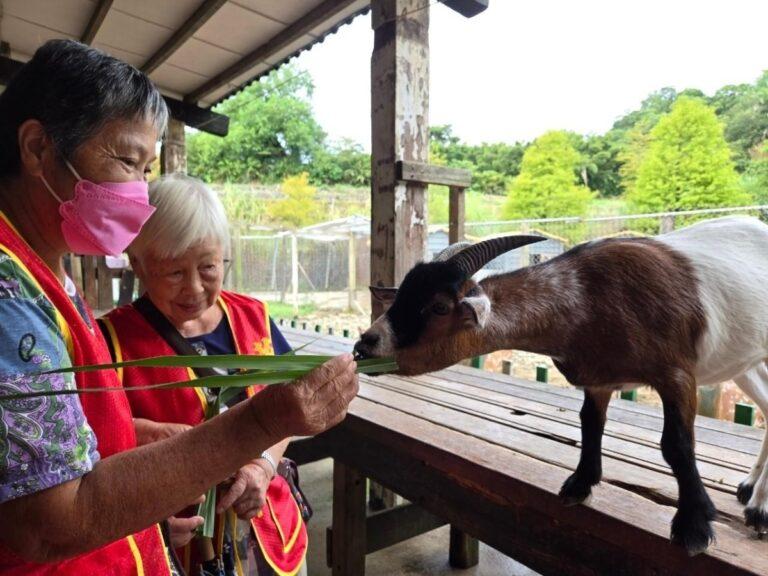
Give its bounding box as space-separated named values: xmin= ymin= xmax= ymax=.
xmin=354 ymin=215 xmax=768 ymax=555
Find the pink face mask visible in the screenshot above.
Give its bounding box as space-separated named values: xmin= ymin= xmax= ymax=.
xmin=40 ymin=160 xmax=155 ymax=257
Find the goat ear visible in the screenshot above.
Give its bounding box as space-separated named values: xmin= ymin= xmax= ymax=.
xmin=369 ymin=286 xmax=398 ymax=305
xmin=459 ymin=294 xmax=491 ymax=329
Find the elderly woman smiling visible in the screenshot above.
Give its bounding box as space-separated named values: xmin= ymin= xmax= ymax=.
xmin=0 ymin=40 xmax=358 ymax=576
xmin=101 ymin=174 xmax=306 ymax=576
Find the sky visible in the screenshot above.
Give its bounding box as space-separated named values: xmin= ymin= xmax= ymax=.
xmin=295 ymin=0 xmax=768 ymax=149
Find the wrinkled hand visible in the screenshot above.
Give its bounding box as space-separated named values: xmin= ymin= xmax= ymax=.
xmin=134 ymin=418 xmax=192 ymax=446
xmin=167 ymin=514 xmax=204 ymax=548
xmin=216 ymin=461 xmax=271 ymax=520
xmin=251 ymin=354 xmax=359 ymax=439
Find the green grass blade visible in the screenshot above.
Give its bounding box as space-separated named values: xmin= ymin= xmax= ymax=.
xmin=196 ymin=485 xmax=217 ymax=539
xmin=0 ymin=358 xmax=398 ymax=402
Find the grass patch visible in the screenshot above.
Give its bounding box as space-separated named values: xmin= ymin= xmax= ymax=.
xmin=266 ymin=300 xmax=317 ymax=319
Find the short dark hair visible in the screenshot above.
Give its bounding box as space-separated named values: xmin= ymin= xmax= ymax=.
xmin=0 ymin=39 xmax=168 ymax=176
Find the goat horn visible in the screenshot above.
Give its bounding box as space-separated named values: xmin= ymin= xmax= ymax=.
xmin=448 ymin=235 xmax=546 ymax=276
xmin=434 ymin=241 xmax=472 ymax=262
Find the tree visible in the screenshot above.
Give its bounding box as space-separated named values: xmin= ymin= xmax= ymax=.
xmin=742 ymin=143 xmax=768 ymax=205
xmin=187 ymin=65 xmax=326 ymax=183
xmin=267 ymin=173 xmax=323 ymax=229
xmin=629 ymin=97 xmax=749 ymax=213
xmin=309 ymin=138 xmax=370 ymax=187
xmin=503 ymin=131 xmax=592 ymax=219
xmin=715 ymin=72 xmax=768 ymax=171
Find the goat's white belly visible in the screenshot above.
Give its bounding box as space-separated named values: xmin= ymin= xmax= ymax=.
xmin=658 ymin=217 xmax=768 ymax=385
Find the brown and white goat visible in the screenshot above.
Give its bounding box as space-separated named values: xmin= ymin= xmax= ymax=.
xmin=354 ymin=215 xmax=768 ymax=555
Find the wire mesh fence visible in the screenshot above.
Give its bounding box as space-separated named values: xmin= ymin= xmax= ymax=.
xmin=228 ymin=206 xmax=768 ymax=308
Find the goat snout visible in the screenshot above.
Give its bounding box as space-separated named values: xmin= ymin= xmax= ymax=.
xmin=353 ymin=332 xmax=380 ymax=359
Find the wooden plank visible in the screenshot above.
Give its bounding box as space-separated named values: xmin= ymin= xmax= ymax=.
xmin=448 ymin=186 xmax=466 ymax=244
xmin=366 ymin=503 xmax=446 ymax=553
xmin=141 ymin=0 xmax=228 ymax=75
xmin=351 ymin=379 xmax=752 ymax=522
xmin=185 ymin=0 xmax=362 ymax=104
xmin=331 ymin=461 xmax=367 ymax=576
xmin=81 ymin=0 xmax=113 ymax=44
xmin=397 ymin=160 xmax=472 ymax=188
xmin=323 ymin=399 xmax=768 ymax=576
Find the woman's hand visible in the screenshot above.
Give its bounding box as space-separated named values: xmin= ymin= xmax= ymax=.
xmin=167 ymin=514 xmax=204 ymax=548
xmin=216 ymin=460 xmax=272 ymax=520
xmin=250 ymin=354 xmax=359 ymax=439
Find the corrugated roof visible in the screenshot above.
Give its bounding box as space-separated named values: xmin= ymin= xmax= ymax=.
xmin=0 ymin=0 xmax=370 ymax=109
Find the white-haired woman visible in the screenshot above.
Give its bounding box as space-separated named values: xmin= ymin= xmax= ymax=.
xmin=101 ymin=174 xmax=307 ymax=576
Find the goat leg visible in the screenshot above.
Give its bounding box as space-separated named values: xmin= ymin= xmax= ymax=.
xmin=560 ymin=387 xmax=611 ymax=506
xmin=657 ymin=371 xmax=716 ymax=556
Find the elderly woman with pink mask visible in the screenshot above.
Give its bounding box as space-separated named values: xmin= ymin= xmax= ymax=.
xmin=0 ymin=40 xmax=358 ymax=576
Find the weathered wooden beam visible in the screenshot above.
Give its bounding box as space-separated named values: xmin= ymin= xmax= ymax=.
xmin=81 ymin=0 xmax=114 ymax=44
xmin=160 ymin=117 xmax=187 ymax=174
xmin=185 ymin=0 xmax=361 ymax=104
xmin=142 ymin=0 xmax=228 ymax=75
xmin=162 ymin=96 xmax=229 ymax=137
xmin=440 ymin=0 xmax=489 ymax=18
xmin=370 ymin=0 xmax=430 ymax=311
xmin=397 ymin=160 xmax=472 ymax=188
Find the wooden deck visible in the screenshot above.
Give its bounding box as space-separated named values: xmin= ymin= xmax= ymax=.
xmin=282 ymin=327 xmax=768 ymax=576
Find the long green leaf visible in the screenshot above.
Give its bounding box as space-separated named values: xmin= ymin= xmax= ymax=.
xmin=0 ymin=359 xmax=398 ymax=402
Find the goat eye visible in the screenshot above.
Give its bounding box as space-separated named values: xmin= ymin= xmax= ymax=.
xmin=431 ymin=302 xmax=451 ymax=316
xmin=466 ymin=286 xmax=479 ymax=297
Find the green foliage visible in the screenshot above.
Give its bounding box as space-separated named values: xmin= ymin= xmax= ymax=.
xmin=629 ymin=97 xmax=749 ymax=213
xmin=742 ymin=145 xmax=768 ymax=204
xmin=426 ymin=185 xmax=506 ymax=224
xmin=267 ymin=173 xmax=324 ymax=229
xmin=503 ymin=131 xmax=593 ymax=219
xmin=309 ymin=138 xmax=370 ymax=186
xmin=187 ymin=66 xmax=326 ymax=183
xmin=714 ymin=72 xmax=768 ymax=171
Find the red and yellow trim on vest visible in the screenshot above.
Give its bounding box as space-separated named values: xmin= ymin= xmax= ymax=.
xmin=103 ymin=291 xmax=307 ymax=575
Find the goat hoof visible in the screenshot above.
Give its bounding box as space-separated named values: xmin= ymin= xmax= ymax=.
xmin=671 ymin=506 xmax=716 ymax=556
xmin=745 ymin=506 xmax=768 ymax=535
xmin=559 ymin=473 xmax=596 ymax=506
xmin=737 ymin=482 xmax=754 ymax=505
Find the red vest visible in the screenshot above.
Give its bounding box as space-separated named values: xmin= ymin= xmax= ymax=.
xmin=0 ymin=213 xmax=171 ymax=575
xmin=104 ymin=292 xmax=308 ymax=576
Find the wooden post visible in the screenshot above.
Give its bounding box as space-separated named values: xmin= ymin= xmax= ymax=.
xmin=369 ymin=0 xmax=430 ymax=314
xmin=348 ymin=231 xmax=357 ymax=311
xmin=331 ymin=462 xmax=367 ymax=576
xmin=369 ymin=0 xmax=431 ymax=513
xmin=448 ymin=186 xmax=466 ymax=244
xmin=449 ymin=526 xmax=479 ymax=568
xmin=291 ymin=233 xmax=299 ymax=315
xmin=501 ymin=359 xmax=513 ymax=375
xmin=96 ymin=257 xmax=113 ymax=311
xmin=659 ymin=214 xmax=675 ymax=234
xmin=160 ymin=117 xmax=186 ymax=174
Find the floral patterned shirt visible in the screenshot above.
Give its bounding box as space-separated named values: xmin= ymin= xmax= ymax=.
xmin=0 ymin=252 xmax=99 ymax=503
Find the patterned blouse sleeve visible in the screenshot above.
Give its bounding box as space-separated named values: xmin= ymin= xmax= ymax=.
xmin=0 ymin=254 xmax=100 ymax=503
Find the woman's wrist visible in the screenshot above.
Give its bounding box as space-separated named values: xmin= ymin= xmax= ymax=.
xmin=255 ymin=452 xmax=277 ymax=480
xmin=245 ymin=392 xmax=285 ymax=447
